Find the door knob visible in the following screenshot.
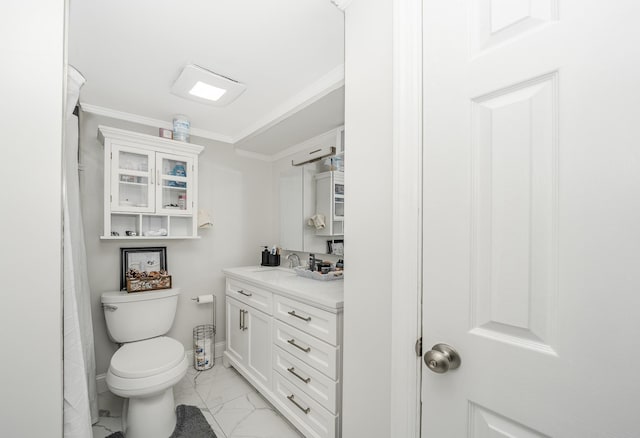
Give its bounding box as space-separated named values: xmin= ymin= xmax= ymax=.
xmin=424 ymin=343 xmax=461 ymax=374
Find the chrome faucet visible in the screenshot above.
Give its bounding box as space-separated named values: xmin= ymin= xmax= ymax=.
xmin=286 ymin=253 xmax=301 ymax=268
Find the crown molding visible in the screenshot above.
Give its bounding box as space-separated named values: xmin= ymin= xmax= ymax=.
xmin=231 ymin=64 xmax=345 ymax=145
xmin=330 ymin=0 xmax=353 ymax=11
xmin=80 ymin=103 xmax=234 ymax=144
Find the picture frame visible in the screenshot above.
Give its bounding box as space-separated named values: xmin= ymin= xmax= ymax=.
xmin=327 ymin=239 xmax=344 ymax=256
xmin=120 ymin=247 xmax=167 ymax=290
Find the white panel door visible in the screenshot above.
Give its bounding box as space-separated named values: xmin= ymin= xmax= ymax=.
xmin=225 ymin=297 xmax=248 ymax=364
xmin=245 ymin=307 xmax=272 ymax=387
xmin=422 ymin=0 xmax=640 ymax=436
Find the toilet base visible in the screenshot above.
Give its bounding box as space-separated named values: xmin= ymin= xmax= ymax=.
xmin=121 ymin=387 xmax=177 ymax=438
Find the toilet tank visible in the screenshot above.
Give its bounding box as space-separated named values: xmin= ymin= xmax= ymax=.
xmin=101 ymin=288 xmax=180 ymax=343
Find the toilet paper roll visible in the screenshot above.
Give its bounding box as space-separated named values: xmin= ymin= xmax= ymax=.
xmin=195 ymin=294 xmax=214 ymax=304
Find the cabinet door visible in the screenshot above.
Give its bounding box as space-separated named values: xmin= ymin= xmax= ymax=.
xmin=246 ymin=307 xmax=272 ymax=387
xmin=110 ymin=144 xmax=155 ymax=213
xmin=333 ymin=172 xmax=344 ymax=221
xmin=155 ymin=152 xmax=194 ymax=216
xmin=225 ymin=297 xmax=248 ymax=364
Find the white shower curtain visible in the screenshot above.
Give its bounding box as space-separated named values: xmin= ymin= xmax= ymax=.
xmin=63 ymin=66 xmax=98 ymax=438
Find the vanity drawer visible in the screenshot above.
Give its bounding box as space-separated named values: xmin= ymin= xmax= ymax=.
xmin=273 ymin=371 xmax=338 ymax=438
xmin=274 ymin=295 xmax=338 ymax=345
xmin=273 ymin=320 xmax=339 ymax=380
xmin=226 ymin=279 xmax=272 ymax=315
xmin=274 ymin=346 xmax=339 ymax=414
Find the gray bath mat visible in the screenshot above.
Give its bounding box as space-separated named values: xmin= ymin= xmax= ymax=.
xmin=106 ymin=404 xmax=216 ymax=438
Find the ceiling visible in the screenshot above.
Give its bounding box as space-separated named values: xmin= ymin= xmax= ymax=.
xmin=68 ymin=0 xmax=345 ymax=156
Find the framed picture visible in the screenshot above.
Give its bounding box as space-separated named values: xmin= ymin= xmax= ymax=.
xmin=120 ymin=247 xmax=167 ymax=290
xmin=327 ymin=239 xmax=344 ymax=256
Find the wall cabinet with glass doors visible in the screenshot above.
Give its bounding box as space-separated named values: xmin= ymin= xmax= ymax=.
xmin=98 ymin=126 xmax=204 ymax=239
xmin=314 ymin=170 xmax=344 ymax=237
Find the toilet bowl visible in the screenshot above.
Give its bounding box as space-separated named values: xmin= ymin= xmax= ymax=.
xmin=106 ymin=337 xmax=188 ymax=438
xmin=101 ymin=288 xmax=185 ymax=438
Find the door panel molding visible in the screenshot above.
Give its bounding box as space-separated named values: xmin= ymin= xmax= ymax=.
xmin=469 ymin=71 xmax=559 ymax=354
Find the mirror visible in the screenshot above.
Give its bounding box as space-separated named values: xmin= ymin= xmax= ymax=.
xmin=279 ymin=166 xmax=303 ymax=251
xmin=278 ymin=128 xmax=344 ymax=256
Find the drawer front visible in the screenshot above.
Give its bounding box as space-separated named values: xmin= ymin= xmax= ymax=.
xmin=273 ymin=320 xmax=339 ymax=380
xmin=273 ymin=371 xmax=338 ymax=438
xmin=273 ymin=346 xmax=339 ymax=414
xmin=226 ymin=279 xmax=272 ymax=314
xmin=274 ymin=295 xmax=338 ymax=345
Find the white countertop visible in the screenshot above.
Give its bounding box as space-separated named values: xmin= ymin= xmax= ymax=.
xmin=222 ymin=266 xmax=344 ymax=312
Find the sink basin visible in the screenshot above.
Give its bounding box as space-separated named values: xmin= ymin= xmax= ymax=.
xmin=246 ymin=267 xmax=296 ymax=281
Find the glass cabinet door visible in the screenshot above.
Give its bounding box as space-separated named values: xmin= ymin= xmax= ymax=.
xmin=111 ymin=145 xmax=155 ymax=213
xmin=155 ymin=152 xmax=194 ymax=215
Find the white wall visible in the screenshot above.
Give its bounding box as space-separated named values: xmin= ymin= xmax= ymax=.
xmin=0 ymin=1 xmax=65 ymax=436
xmin=78 ymin=112 xmax=276 ymax=374
xmin=342 ymin=0 xmax=394 ymax=437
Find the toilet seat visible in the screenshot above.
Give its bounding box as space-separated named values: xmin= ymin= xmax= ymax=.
xmin=110 ymin=336 xmax=185 ymax=378
xmin=106 ymin=336 xmax=188 ymax=398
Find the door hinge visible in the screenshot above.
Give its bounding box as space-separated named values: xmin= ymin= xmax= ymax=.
xmin=110 ymin=195 xmax=112 ymax=203
xmin=415 ymin=337 xmax=422 ymax=357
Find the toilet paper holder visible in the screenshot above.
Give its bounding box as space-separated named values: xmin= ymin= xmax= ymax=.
xmin=191 ymin=294 xmax=216 ymax=371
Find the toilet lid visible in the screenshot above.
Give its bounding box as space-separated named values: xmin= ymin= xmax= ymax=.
xmin=110 ymin=336 xmax=185 ymax=379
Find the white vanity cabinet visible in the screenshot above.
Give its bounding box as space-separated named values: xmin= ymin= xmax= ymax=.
xmin=223 ymin=267 xmax=343 ymax=438
xmin=98 ymin=126 xmax=204 ymax=239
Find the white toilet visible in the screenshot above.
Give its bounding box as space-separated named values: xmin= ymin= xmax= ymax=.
xmin=102 ymin=288 xmax=188 ymax=438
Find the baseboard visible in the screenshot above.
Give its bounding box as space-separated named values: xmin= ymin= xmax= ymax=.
xmin=96 ymin=340 xmax=226 ymax=394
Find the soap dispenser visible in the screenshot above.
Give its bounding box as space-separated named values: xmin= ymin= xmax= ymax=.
xmin=308 ymin=253 xmax=316 ymax=271
xmin=261 ymin=246 xmax=270 ymax=266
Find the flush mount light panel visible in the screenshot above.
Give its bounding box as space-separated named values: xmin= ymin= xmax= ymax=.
xmin=171 ymin=64 xmax=246 ymax=107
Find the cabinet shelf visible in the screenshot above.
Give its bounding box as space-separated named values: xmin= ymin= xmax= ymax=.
xmin=117 ymin=169 xmax=149 ymax=177
xmin=162 ymin=175 xmax=188 ymax=182
xmin=119 ymin=181 xmax=147 ymax=187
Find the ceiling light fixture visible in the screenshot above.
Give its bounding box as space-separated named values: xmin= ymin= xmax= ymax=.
xmin=171 ymin=64 xmax=246 ymax=107
xmin=188 ymin=81 xmax=227 ymax=101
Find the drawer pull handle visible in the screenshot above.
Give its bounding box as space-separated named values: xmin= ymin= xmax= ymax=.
xmin=237 ymin=289 xmax=252 ymax=297
xmin=287 ymin=367 xmax=311 ymax=384
xmin=287 ymin=339 xmax=311 ymax=353
xmin=287 ymin=394 xmax=310 ymax=414
xmin=288 ymin=310 xmax=311 ymax=322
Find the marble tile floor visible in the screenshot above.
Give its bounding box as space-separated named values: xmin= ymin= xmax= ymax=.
xmin=92 ymin=364 xmax=304 ymax=438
